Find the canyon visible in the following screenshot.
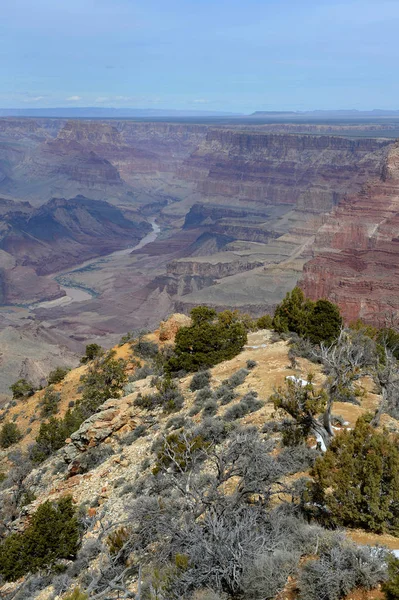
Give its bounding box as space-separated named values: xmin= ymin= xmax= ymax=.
xmin=0 ymin=116 xmax=398 ymax=393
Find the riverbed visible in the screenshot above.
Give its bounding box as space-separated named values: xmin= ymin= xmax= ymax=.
xmin=32 ymin=219 xmax=160 ymax=309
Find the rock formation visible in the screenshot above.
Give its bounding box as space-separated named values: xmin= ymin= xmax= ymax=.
xmin=300 ymin=142 xmax=399 ymax=325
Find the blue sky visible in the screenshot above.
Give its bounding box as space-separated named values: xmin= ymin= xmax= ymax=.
xmin=1 ymin=0 xmax=399 ymax=112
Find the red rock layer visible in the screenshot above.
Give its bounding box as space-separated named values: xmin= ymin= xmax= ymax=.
xmin=300 ymin=143 xmax=399 ymax=326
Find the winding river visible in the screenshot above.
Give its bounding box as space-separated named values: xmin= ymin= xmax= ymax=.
xmin=33 ymin=219 xmax=161 ymax=309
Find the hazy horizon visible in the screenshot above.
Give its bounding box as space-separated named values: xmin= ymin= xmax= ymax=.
xmin=2 ymin=0 xmax=399 ymax=113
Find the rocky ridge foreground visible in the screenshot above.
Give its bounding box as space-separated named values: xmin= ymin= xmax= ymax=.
xmin=0 ymin=315 xmax=396 ymax=599
xmin=300 ymin=142 xmax=399 ymax=325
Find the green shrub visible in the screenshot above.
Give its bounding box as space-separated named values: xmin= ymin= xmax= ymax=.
xmin=30 ymin=408 xmax=83 ymax=463
xmin=47 ymin=367 xmax=69 ymax=385
xmin=0 ymin=422 xmax=22 ymax=448
xmin=80 ymin=343 xmax=103 ymax=364
xmin=134 ymin=377 xmax=184 ymax=413
xmin=79 ymin=350 xmax=128 ymax=414
xmin=10 ymin=378 xmax=35 ymax=399
xmin=256 ymin=314 xmax=273 ymax=329
xmin=383 ymin=555 xmax=399 ymax=599
xmin=40 ymin=387 xmax=61 ymax=418
xmin=273 ymin=287 xmax=342 ymax=344
xmin=166 ymin=307 xmax=247 ymax=373
xmin=311 ymin=417 xmax=399 ymax=533
xmin=0 ymin=496 xmax=80 ymax=582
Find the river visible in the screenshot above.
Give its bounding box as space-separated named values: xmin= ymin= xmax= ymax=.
xmin=32 ymin=219 xmax=160 ymax=309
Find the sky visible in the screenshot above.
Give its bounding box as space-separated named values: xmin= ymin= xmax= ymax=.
xmin=1 ymin=0 xmax=399 ymax=113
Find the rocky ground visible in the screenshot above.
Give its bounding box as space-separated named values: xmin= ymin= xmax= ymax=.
xmin=0 ymin=315 xmax=398 ymax=599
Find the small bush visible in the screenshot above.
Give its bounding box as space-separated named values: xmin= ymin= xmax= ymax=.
xmin=227 ymin=368 xmax=249 ymax=388
xmin=189 ymin=405 xmax=201 ymax=417
xmin=383 ymin=555 xmax=399 ymax=599
xmin=121 ymin=424 xmax=148 ymax=444
xmin=246 ymin=359 xmax=257 ymax=370
xmin=119 ymin=331 xmax=135 ymax=346
xmin=224 ymin=394 xmax=263 ymax=421
xmin=63 ymin=589 xmax=88 ymax=600
xmin=135 ymin=377 xmax=184 ymax=414
xmin=47 ymin=367 xmax=69 ymax=385
xmin=10 ymin=378 xmax=35 ymax=399
xmin=202 ymin=400 xmax=218 ymax=418
xmin=0 ymin=496 xmax=80 ymax=582
xmin=298 ymin=542 xmax=387 ymax=600
xmin=133 ymin=339 xmax=159 ymax=359
xmin=80 ymin=343 xmax=103 ymax=364
xmin=77 ymin=445 xmax=114 ymax=473
xmin=0 ymin=422 xmax=22 ymax=448
xmin=166 ymin=415 xmax=186 ymax=430
xmin=195 ymin=417 xmax=230 ymax=444
xmin=106 ymin=526 xmax=131 ymax=555
xmin=195 ymin=387 xmax=215 ymax=405
xmin=130 ymin=364 xmax=154 ymax=382
xmin=40 ymin=387 xmax=61 ymax=417
xmin=166 ymin=306 xmax=247 ymax=373
xmin=256 ymin=314 xmax=273 ymax=329
xmin=242 ymin=549 xmax=299 ymax=599
xmin=190 ymin=370 xmax=211 ymax=392
xmin=215 ymin=385 xmax=237 ymax=405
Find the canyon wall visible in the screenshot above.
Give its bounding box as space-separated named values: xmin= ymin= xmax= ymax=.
xmin=300 ymin=142 xmax=399 ymax=325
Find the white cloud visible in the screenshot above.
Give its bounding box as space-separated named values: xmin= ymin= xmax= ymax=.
xmin=22 ymin=95 xmax=45 ymax=103
xmin=191 ymin=98 xmax=210 ymax=104
xmin=95 ymin=96 xmax=109 ymax=103
xmin=66 ymin=95 xmax=82 ymax=102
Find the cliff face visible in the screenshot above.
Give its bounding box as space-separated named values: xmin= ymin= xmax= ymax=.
xmin=300 ymin=143 xmax=399 ymax=325
xmin=179 ymin=130 xmax=392 ymax=212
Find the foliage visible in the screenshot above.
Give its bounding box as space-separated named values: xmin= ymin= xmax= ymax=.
xmin=166 ymin=307 xmax=247 ymax=373
xmin=47 ymin=367 xmax=69 ymax=385
xmin=0 ymin=422 xmax=22 ymax=448
xmin=273 ymin=287 xmax=342 ymax=344
xmin=40 ymin=386 xmax=61 ymax=417
xmin=63 ymin=588 xmax=88 ymax=600
xmin=77 ymin=445 xmax=114 ymax=474
xmin=30 ymin=408 xmax=83 ymax=463
xmin=378 ymin=328 xmax=399 ymax=360
xmin=272 ymin=376 xmax=327 ymax=446
xmin=256 ymin=314 xmax=273 ymax=329
xmin=10 ymin=378 xmax=35 ymax=399
xmin=153 ymin=431 xmax=210 ymax=475
xmin=227 ymin=368 xmax=249 ymax=388
xmin=79 ymin=350 xmax=128 ymax=415
xmin=223 ymin=393 xmax=263 ymax=421
xmin=190 ymin=370 xmax=211 ymax=392
xmin=120 ymin=424 xmax=148 ymax=445
xmin=298 ymin=541 xmax=387 ymax=600
xmin=135 ymin=376 xmax=184 ymax=413
xmin=80 ymin=343 xmax=103 ymax=364
xmin=311 ymin=417 xmax=399 ymax=533
xmin=246 ymin=359 xmax=257 ymax=370
xmin=0 ymin=496 xmax=80 ymax=582
xmin=133 ymin=339 xmax=159 ymax=359
xmin=106 ymin=527 xmax=132 ymax=556
xmin=383 ymin=555 xmax=399 ymax=599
